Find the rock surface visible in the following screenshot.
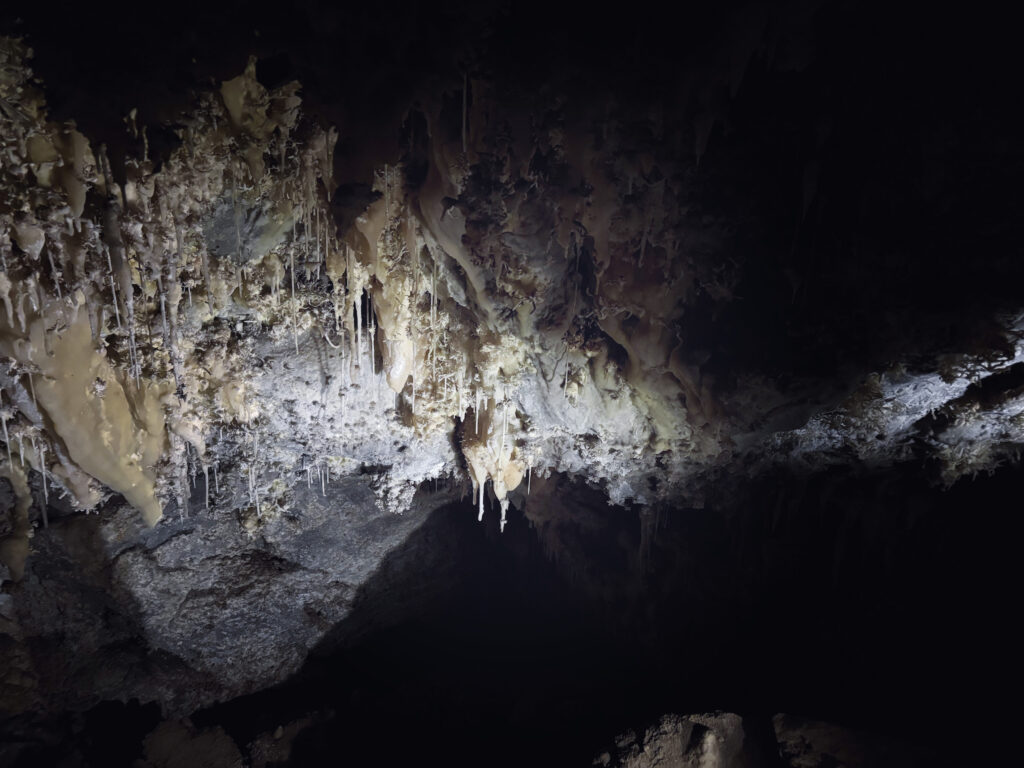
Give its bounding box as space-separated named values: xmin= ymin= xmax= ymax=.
xmin=595 ymin=712 xmax=940 ymax=768
xmin=0 ymin=1 xmax=1021 ymax=749
xmin=594 ymin=713 xmax=758 ymax=768
xmin=772 ymin=714 xmax=936 ymax=768
xmin=137 ymin=719 xmax=243 ymax=768
xmin=2 ymin=475 xmax=457 ymax=716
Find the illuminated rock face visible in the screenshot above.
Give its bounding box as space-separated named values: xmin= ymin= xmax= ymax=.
xmin=1 ymin=35 xmax=726 ymax=713
xmin=0 ymin=40 xmax=713 ymax=550
xmin=3 ymin=20 xmax=1024 ymax=554
xmin=3 ymin=472 xmax=457 ymax=714
xmin=0 ymin=1 xmax=1022 ymax=733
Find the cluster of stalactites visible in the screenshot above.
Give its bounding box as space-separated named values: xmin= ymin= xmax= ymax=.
xmin=367 ymin=161 xmax=548 ymax=528
xmin=0 ymin=39 xmax=549 ymax=548
xmin=0 ymin=42 xmax=347 ymax=541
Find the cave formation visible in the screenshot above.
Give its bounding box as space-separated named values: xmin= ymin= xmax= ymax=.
xmin=0 ymin=2 xmax=1019 ymax=766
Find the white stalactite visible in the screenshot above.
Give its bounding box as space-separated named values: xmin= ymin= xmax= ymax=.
xmin=1 ymin=405 xmax=11 ymax=468
xmin=37 ymin=440 xmax=48 ymax=526
xmin=291 ymin=246 xmax=299 ymax=355
xmin=500 ymin=401 xmax=508 ymax=465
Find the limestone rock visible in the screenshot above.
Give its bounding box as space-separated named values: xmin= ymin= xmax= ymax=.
xmin=595 ymin=713 xmax=764 ymax=768
xmin=772 ymin=713 xmax=933 ymax=768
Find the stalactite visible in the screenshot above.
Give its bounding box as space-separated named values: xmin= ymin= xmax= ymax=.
xmin=638 ymin=214 xmax=652 ymax=268
xmin=15 ymin=290 xmax=26 ymax=333
xmin=38 ymin=441 xmax=48 ymax=527
xmin=47 ymin=250 xmax=62 ymax=300
xmin=315 ymin=204 xmax=320 ymax=269
xmin=0 ymin=39 xmax=718 ymax=537
xmin=232 ymin=167 xmax=243 ymax=264
xmin=500 ymin=401 xmax=508 ymax=465
xmin=200 ymin=244 xmax=214 ymax=311
xmin=1 ymin=397 xmax=12 ymax=468
xmin=478 ymin=476 xmax=485 ymax=521
xmin=0 ymin=273 xmax=13 ymax=328
xmin=105 ymin=245 xmax=121 ymax=329
xmin=291 ymin=245 xmax=300 ymax=355
xmin=369 ymin=299 xmax=376 ymax=380
xmin=27 ymin=372 xmax=37 ymax=411
xmin=167 ymin=222 xmax=186 ymax=392
xmin=157 ymin=274 xmax=170 ymax=352
xmin=430 ymin=256 xmax=437 ymax=386
xmin=304 ymin=205 xmax=311 ymax=279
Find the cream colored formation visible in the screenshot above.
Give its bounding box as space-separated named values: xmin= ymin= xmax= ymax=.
xmin=3 ymin=35 xmax=1018 ymax=587
xmin=0 ymin=40 xmax=726 ymax=580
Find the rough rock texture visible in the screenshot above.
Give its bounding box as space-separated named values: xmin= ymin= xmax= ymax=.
xmin=595 ymin=712 xmax=937 ymax=768
xmin=137 ymin=719 xmax=243 ymax=768
xmin=2 ymin=5 xmax=1021 ymax=555
xmin=772 ymin=714 xmax=933 ymax=768
xmin=594 ymin=713 xmax=766 ymax=768
xmin=2 ymin=475 xmax=456 ymax=716
xmin=246 ymin=714 xmax=328 ymax=768
xmin=0 ymin=0 xmax=1022 ymax=739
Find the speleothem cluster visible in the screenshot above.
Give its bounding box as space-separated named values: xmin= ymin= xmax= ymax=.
xmin=0 ymin=39 xmax=721 ymax=582
xmin=3 ymin=33 xmax=1023 ymax=590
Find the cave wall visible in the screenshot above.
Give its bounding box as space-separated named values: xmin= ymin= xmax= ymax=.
xmin=0 ymin=1 xmax=1021 ymax=752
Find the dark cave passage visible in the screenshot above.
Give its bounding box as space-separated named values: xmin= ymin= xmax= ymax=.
xmin=157 ymin=462 xmax=1016 ymax=768
xmin=193 ymin=494 xmax=661 ymax=767
xmin=4 ymin=462 xmax=1017 ymax=766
